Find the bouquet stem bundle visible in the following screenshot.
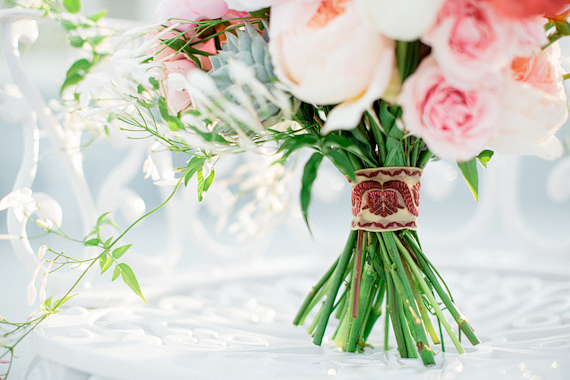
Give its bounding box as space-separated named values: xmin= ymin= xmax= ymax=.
xmin=291 ymin=98 xmax=480 ymax=364
xmin=294 ymin=229 xmax=480 ymax=364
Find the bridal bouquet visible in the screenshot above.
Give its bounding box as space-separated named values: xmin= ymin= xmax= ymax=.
xmin=4 ymin=0 xmax=570 ymax=370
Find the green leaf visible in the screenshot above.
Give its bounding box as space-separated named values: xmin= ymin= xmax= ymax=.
xmin=100 ymin=255 xmax=113 ymax=274
xmin=61 ymin=59 xmax=92 ymax=94
xmin=457 ymin=159 xmax=479 ymax=202
xmin=184 ymin=156 xmax=207 ymax=187
xmin=118 ymin=263 xmax=147 ymax=304
xmin=300 ymin=152 xmax=323 ymax=233
xmin=111 ymin=265 xmax=121 ymax=281
xmin=158 ymin=97 xmax=184 ymax=130
xmin=324 ymin=149 xmax=355 ymax=182
xmin=103 ymin=237 xmax=113 ymax=249
xmin=277 ymin=134 xmax=320 ymax=161
xmin=68 ymin=35 xmax=85 ymax=48
xmin=63 ymin=0 xmax=81 ymax=13
xmin=60 ymin=19 xmax=78 ymax=30
xmin=96 ymin=212 xmax=111 ymax=228
xmin=476 ymin=150 xmax=494 ymax=169
xmin=88 ymin=9 xmax=108 ymax=22
xmin=99 ymin=252 xmax=108 ymax=271
xmin=60 ymin=73 xmax=84 ymax=94
xmin=324 ymin=135 xmax=376 ymax=167
xmin=112 ymin=244 xmax=132 ymax=260
xmin=84 ymin=238 xmax=101 ymax=246
xmin=197 ymin=169 xmax=215 ymax=202
xmin=43 ymin=295 xmax=53 ymax=309
xmin=53 ymin=294 xmax=77 ymax=309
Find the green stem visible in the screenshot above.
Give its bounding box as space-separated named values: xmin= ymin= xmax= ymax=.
xmin=402 ymin=234 xmax=479 ymax=345
xmin=346 ymin=263 xmax=376 ymax=352
xmin=313 ymin=230 xmax=358 ymax=346
xmin=383 ymin=232 xmax=435 ymax=365
xmin=109 ymin=176 xmax=184 ymax=249
xmin=396 ymin=239 xmax=466 ymax=354
xmin=294 ymin=256 xmax=339 ymax=325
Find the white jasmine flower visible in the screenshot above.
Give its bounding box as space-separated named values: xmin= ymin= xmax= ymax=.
xmin=27 ymin=260 xmax=46 ymax=306
xmin=39 ymin=261 xmax=54 ymax=309
xmin=0 ymin=188 xmax=38 ymax=222
xmin=36 ymin=219 xmax=53 ymax=231
xmin=143 ymin=156 xmax=160 ymax=181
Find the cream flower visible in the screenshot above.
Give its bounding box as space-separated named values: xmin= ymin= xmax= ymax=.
xmin=268 ymin=0 xmax=394 ymax=134
xmin=357 ymin=0 xmax=445 ymax=41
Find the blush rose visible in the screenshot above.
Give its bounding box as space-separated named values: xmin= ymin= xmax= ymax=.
xmin=423 ymin=0 xmax=546 ymax=90
xmin=399 ymin=56 xmax=500 ymax=162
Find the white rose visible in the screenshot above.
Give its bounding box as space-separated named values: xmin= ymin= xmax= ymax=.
xmin=269 ymin=0 xmax=394 ymax=133
xmin=487 ymin=45 xmax=567 ymax=160
xmin=357 ymin=0 xmax=444 ymax=41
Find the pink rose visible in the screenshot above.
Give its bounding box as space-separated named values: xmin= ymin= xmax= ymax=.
xmin=423 ymin=0 xmax=546 ymax=89
xmin=164 ymin=59 xmax=197 ymax=112
xmin=485 ymin=0 xmax=569 ymax=18
xmin=269 ymin=0 xmax=394 ymax=133
xmin=156 ymin=0 xmax=230 ymax=32
xmin=487 ymin=45 xmax=567 ymax=159
xmin=399 ymin=56 xmax=500 ymax=162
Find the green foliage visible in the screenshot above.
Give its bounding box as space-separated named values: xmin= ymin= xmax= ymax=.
xmin=300 ymin=152 xmax=323 ymax=233
xmin=197 ymin=169 xmax=215 ymax=202
xmin=99 ymin=252 xmax=113 ymax=274
xmin=118 ymin=263 xmax=146 ymax=304
xmin=183 ymin=156 xmax=207 ymax=186
xmin=457 ymin=159 xmax=479 ymax=202
xmin=84 ymin=238 xmax=100 ymax=246
xmin=476 ymin=150 xmax=494 ymax=169
xmin=112 ymin=244 xmax=132 ymax=260
xmin=63 ymin=0 xmax=81 ymax=13
xmin=112 ymin=265 xmax=121 ymax=281
xmin=88 ymin=9 xmax=108 ymax=22
xmin=158 ymin=98 xmax=184 ymax=130
xmin=61 ymin=58 xmax=92 ymax=95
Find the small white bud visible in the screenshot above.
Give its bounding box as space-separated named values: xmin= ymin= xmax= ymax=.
xmin=27 ymin=283 xmax=37 ymax=306
xmin=36 ymin=219 xmax=53 ymax=230
xmin=37 ymin=245 xmax=48 ymax=260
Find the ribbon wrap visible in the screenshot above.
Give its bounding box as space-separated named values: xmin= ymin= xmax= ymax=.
xmin=350 ymin=167 xmax=422 ymax=232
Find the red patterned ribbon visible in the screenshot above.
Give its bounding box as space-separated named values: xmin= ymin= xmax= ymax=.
xmin=350 ymin=167 xmax=422 ymax=232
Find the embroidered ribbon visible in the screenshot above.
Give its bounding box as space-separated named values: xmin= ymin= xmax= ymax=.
xmin=350 ymin=167 xmax=422 ymax=232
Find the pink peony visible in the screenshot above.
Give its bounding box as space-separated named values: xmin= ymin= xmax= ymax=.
xmin=399 ymin=56 xmax=500 ymax=162
xmin=484 ymin=0 xmax=569 ymax=18
xmin=269 ymin=0 xmax=394 ymax=133
xmin=487 ymin=45 xmax=567 ymax=159
xmin=423 ymin=0 xmax=547 ymax=90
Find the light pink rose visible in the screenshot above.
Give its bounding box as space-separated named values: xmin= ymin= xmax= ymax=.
xmin=423 ymin=0 xmax=547 ymax=89
xmin=510 ymin=16 xmax=549 ymax=57
xmin=399 ymin=56 xmax=500 ymax=162
xmin=487 ymin=45 xmax=567 ymax=159
xmin=164 ymin=59 xmax=197 ymax=112
xmin=269 ymin=0 xmax=394 ymax=134
xmin=156 ymin=0 xmax=230 ymax=32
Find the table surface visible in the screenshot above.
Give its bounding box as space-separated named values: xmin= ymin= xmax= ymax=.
xmin=21 ymin=256 xmax=570 ymax=380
